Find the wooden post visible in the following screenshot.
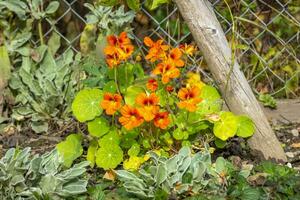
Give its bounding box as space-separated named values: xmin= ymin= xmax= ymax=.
xmin=174 ymin=0 xmax=287 ymax=162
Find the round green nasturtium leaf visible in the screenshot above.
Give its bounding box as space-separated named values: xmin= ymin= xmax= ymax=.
xmin=124 ymin=86 xmax=144 ymax=106
xmin=88 ymin=117 xmax=110 ymax=137
xmin=72 ymin=88 xmax=103 ymax=122
xmin=197 ymin=85 xmax=222 ymax=116
xmin=120 ymin=130 xmax=139 ymax=149
xmin=142 ymin=139 xmax=151 ymax=149
xmin=128 ymin=143 xmax=140 ymax=157
xmin=182 ymin=140 xmax=191 ymax=147
xmin=98 ymin=130 xmax=120 ymax=147
xmin=173 ymin=128 xmax=189 ymax=140
xmin=214 ymin=138 xmax=227 ymax=149
xmin=213 ymin=112 xmax=238 ymax=141
xmin=95 ymin=145 xmax=123 ymax=170
xmin=56 ymin=134 xmax=83 ymax=168
xmin=87 ymin=140 xmax=98 ymax=168
xmin=103 ymin=81 xmax=117 ymax=93
xmin=236 ymin=116 xmax=255 ymax=138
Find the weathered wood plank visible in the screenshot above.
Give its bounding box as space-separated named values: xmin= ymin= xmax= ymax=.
xmin=175 ymin=0 xmax=287 ymax=162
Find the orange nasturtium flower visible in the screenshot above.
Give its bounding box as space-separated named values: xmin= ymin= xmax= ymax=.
xmin=146 ymin=79 xmax=158 ymax=92
xmin=179 ymin=44 xmax=197 ymax=56
xmin=154 ymin=111 xmax=170 ymax=129
xmin=119 ymin=105 xmax=144 ymax=130
xmin=153 ymin=62 xmax=180 ymax=84
xmin=100 ymin=92 xmax=123 ymax=115
xmin=177 ymin=86 xmax=202 ymax=112
xmin=166 ymin=85 xmax=174 ymax=93
xmin=104 ymin=32 xmax=134 ymax=68
xmin=167 ymin=48 xmax=185 ymax=67
xmin=136 ymin=93 xmax=160 ymax=121
xmin=144 ymin=37 xmax=169 ymax=62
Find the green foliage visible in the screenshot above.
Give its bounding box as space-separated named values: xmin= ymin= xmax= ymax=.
xmin=84 ymin=4 xmax=135 ymax=35
xmin=116 ymin=146 xmax=253 ymax=199
xmin=213 ymin=112 xmax=238 ymax=141
xmin=255 ymin=162 xmax=300 ymax=199
xmin=0 ymin=147 xmax=89 ymax=200
xmin=88 ymin=117 xmax=110 ymax=137
xmin=145 ymin=0 xmax=170 ymax=10
xmin=259 ymin=94 xmax=277 ymax=109
xmin=56 ymin=134 xmax=83 ymax=167
xmin=72 ymin=88 xmax=103 ymax=122
xmin=9 ymin=47 xmax=79 ymax=133
xmin=96 ymin=144 xmax=123 ymax=170
xmin=0 ymin=45 xmax=11 ymax=85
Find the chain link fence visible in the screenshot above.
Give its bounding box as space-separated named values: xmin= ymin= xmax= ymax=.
xmin=40 ymin=0 xmax=300 ymax=99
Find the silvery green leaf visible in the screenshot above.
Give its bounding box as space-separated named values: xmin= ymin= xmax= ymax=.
xmin=44 ymin=79 xmax=58 ymax=96
xmin=166 ymin=155 xmax=179 ymax=173
xmin=40 ymin=174 xmax=59 ymax=194
xmin=59 ymin=180 xmax=88 ymax=196
xmin=10 ymin=175 xmax=25 ymax=186
xmin=8 ymin=32 xmax=31 ymax=51
xmin=155 ymin=164 xmax=167 ymax=185
xmin=192 ymin=162 xmax=206 ymax=182
xmin=15 ymin=47 xmax=31 ymax=56
xmin=215 ymin=157 xmax=227 ymax=174
xmin=175 ymin=183 xmax=190 ymax=194
xmin=178 ymin=157 xmax=191 ymax=174
xmin=45 ymin=1 xmax=59 ymax=14
xmin=31 ymin=121 xmax=48 ymax=133
xmin=15 ymin=107 xmax=34 ymax=116
xmin=57 ymin=161 xmax=89 ymax=181
xmin=0 ymin=0 xmax=28 ymax=19
xmin=48 ymin=32 xmax=61 ymax=56
xmin=116 ymin=170 xmax=142 ymax=182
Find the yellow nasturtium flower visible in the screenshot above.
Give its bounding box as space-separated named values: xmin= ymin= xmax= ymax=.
xmin=186 ymin=72 xmax=205 ymax=90
xmin=123 ymin=156 xmax=145 ymax=171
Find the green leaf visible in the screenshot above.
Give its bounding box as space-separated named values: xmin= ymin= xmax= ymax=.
xmin=103 ymin=81 xmax=117 ymax=93
xmin=98 ymin=0 xmax=119 ymax=6
xmin=87 ymin=140 xmax=98 ymax=168
xmin=48 ymin=32 xmax=61 ymax=56
xmin=145 ymin=0 xmax=169 ymax=10
xmin=126 ymin=0 xmax=140 ymax=11
xmin=236 ymin=116 xmax=255 ymax=138
xmin=0 ymin=46 xmax=11 ymax=86
xmin=197 ymin=85 xmax=221 ymax=116
xmin=98 ymin=130 xmax=120 ymax=147
xmin=124 ymin=86 xmax=144 ymax=106
xmin=213 ymin=112 xmax=238 ymax=141
xmin=72 ymin=88 xmax=103 ymax=122
xmin=258 ymin=94 xmax=277 ymax=109
xmin=45 ymin=1 xmax=59 ymax=14
xmin=173 ymin=128 xmax=189 ymax=140
xmin=214 ymin=138 xmax=227 ymax=149
xmin=128 ymin=143 xmax=140 ymax=157
xmin=57 ymin=134 xmax=83 ymax=167
xmin=96 ymin=145 xmax=123 ymax=170
xmin=88 ymin=117 xmax=110 ymax=137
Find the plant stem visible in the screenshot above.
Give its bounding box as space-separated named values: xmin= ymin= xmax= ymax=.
xmin=114 ymin=67 xmax=121 ymax=94
xmin=38 ymin=20 xmax=44 ymax=45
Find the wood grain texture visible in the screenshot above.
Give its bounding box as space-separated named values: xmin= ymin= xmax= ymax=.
xmin=174 ymin=0 xmax=287 ymax=162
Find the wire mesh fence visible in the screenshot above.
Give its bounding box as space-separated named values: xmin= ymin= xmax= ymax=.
xmin=38 ymin=0 xmax=300 ymax=99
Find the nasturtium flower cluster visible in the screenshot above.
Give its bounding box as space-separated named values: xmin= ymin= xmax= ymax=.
xmin=68 ymin=32 xmax=255 ymax=171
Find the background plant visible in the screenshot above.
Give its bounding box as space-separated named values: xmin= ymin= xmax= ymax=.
xmin=0 ymin=147 xmax=89 ymax=200
xmin=8 ymin=47 xmax=80 ymax=133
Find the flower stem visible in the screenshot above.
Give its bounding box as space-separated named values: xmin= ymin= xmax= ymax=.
xmin=114 ymin=67 xmax=121 ymax=94
xmin=38 ymin=20 xmax=44 ymax=45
